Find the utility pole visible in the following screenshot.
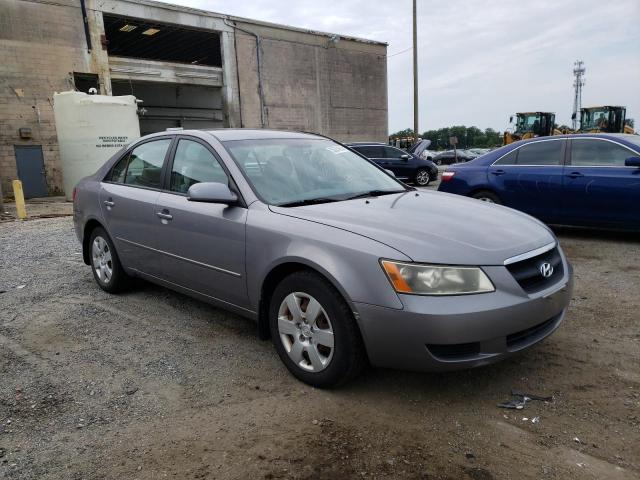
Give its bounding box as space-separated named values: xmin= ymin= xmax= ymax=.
xmin=412 ymin=0 xmax=418 ymax=143
xmin=572 ymin=60 xmax=585 ymax=131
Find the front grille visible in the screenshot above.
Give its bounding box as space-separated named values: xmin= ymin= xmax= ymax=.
xmin=427 ymin=342 xmax=480 ymax=360
xmin=506 ymin=315 xmax=558 ymax=349
xmin=506 ymin=247 xmax=563 ymax=294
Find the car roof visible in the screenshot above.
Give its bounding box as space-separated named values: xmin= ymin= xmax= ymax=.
xmin=345 ymin=142 xmax=387 ymax=146
xmin=510 ymin=132 xmax=638 ymax=147
xmin=206 ymin=129 xmax=324 ymax=141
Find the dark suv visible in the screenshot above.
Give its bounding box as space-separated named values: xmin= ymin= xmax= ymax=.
xmin=346 ymin=143 xmax=438 ymax=186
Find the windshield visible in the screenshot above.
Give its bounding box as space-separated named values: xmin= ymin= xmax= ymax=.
xmin=516 ymin=114 xmax=541 ymax=133
xmin=223 ymin=138 xmax=406 ymax=206
xmin=581 ymin=108 xmax=609 ymax=130
xmin=580 ymin=108 xmax=623 ymax=131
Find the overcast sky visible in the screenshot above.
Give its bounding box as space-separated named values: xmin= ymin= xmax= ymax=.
xmin=157 ymin=0 xmax=640 ymax=134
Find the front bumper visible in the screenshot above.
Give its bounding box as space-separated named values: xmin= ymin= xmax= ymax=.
xmin=354 ymin=263 xmax=573 ymax=372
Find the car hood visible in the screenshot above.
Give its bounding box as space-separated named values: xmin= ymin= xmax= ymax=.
xmin=270 ymin=191 xmax=555 ymax=265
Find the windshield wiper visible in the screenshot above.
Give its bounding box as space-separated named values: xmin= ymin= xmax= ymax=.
xmin=344 ymin=189 xmax=408 ymax=200
xmin=277 ymin=197 xmax=341 ymax=207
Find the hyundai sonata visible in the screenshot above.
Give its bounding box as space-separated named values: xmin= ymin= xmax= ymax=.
xmin=73 ymin=129 xmax=573 ymax=387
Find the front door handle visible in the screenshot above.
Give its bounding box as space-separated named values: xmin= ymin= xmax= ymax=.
xmin=491 ymin=169 xmax=506 ymax=176
xmin=156 ymin=211 xmax=173 ymax=221
xmin=567 ymin=171 xmax=584 ymax=178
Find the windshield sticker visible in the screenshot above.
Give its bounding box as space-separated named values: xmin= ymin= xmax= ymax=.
xmin=325 ymin=146 xmax=349 ymax=155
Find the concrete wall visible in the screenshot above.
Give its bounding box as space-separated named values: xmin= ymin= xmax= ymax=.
xmin=0 ymin=0 xmax=388 ymax=196
xmin=233 ymin=21 xmax=388 ymax=143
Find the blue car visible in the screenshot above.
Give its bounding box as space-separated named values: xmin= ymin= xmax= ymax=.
xmin=438 ymin=134 xmax=640 ymax=230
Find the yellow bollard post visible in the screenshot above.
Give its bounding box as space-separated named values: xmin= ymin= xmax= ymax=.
xmin=12 ymin=180 xmax=27 ymax=220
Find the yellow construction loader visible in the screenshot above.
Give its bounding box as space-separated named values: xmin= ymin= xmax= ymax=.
xmin=503 ymin=112 xmax=562 ymax=145
xmin=579 ymin=106 xmax=635 ymax=134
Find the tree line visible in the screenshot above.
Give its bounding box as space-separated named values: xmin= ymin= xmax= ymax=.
xmin=390 ymin=126 xmax=503 ymax=149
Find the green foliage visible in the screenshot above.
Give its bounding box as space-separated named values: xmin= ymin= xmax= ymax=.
xmin=388 ymin=128 xmax=415 ymax=140
xmin=425 ymin=126 xmax=502 ymax=149
xmin=390 ymin=126 xmax=503 ymax=149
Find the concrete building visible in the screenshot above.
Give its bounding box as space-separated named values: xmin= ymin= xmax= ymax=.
xmin=0 ymin=0 xmax=388 ymax=197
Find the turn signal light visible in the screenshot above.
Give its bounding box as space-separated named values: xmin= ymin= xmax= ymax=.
xmin=441 ymin=171 xmax=455 ymax=182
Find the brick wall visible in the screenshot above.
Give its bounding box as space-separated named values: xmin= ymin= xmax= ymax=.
xmin=0 ymin=0 xmax=94 ymax=195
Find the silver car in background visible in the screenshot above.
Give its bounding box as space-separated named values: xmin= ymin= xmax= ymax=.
xmin=73 ymin=129 xmax=573 ymax=387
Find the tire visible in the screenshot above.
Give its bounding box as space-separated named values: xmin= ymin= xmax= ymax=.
xmin=269 ymin=271 xmax=367 ymax=388
xmin=414 ymin=168 xmax=430 ymax=186
xmin=88 ymin=227 xmax=130 ymax=293
xmin=435 ymin=158 xmax=442 ymax=166
xmin=472 ymin=190 xmax=501 ymax=205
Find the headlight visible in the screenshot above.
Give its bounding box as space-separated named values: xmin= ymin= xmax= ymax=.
xmin=380 ymin=260 xmax=495 ymax=295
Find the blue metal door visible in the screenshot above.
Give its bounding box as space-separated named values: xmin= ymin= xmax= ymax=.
xmin=15 ymin=146 xmax=47 ymax=198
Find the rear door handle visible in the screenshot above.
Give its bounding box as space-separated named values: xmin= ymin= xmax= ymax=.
xmin=156 ymin=212 xmax=173 ymax=221
xmin=491 ymin=169 xmax=506 ymax=176
xmin=103 ymin=200 xmax=115 ymax=207
xmin=567 ymin=171 xmax=584 ymax=178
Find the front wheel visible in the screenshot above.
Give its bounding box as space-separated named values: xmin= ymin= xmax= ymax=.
xmin=269 ymin=271 xmax=367 ymax=388
xmin=414 ymin=168 xmax=431 ymax=186
xmin=472 ymin=190 xmax=501 ymax=204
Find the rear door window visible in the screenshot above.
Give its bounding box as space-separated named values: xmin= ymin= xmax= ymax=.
xmin=124 ymin=139 xmax=172 ymax=188
xmin=107 ymin=139 xmax=171 ymax=188
xmin=570 ymin=139 xmax=634 ymax=166
xmin=357 ymin=146 xmax=385 ymax=158
xmin=515 ymin=140 xmax=564 ymax=165
xmin=108 ymin=153 xmax=129 ymax=183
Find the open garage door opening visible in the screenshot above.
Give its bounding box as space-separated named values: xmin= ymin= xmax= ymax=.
xmin=103 ymin=15 xmax=222 ymax=67
xmin=111 ymin=81 xmax=224 ymax=135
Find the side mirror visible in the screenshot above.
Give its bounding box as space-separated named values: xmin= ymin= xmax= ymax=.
xmin=187 ymin=182 xmax=238 ymax=204
xmin=400 ymin=154 xmax=410 ymax=161
xmin=385 ymin=169 xmax=396 ymax=177
xmin=625 ymin=156 xmax=640 ymax=167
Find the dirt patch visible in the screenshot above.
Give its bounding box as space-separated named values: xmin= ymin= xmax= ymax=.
xmin=0 ymin=218 xmax=638 ymax=479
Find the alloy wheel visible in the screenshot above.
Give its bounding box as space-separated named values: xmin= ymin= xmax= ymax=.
xmin=416 ymin=170 xmax=430 ymax=186
xmin=92 ymin=236 xmax=113 ymax=284
xmin=277 ymin=292 xmax=334 ymax=372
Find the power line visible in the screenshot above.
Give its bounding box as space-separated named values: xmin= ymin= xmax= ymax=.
xmin=387 ymin=46 xmax=412 ymax=58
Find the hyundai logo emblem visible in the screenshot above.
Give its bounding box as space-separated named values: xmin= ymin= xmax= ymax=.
xmin=539 ymin=262 xmax=554 ymax=278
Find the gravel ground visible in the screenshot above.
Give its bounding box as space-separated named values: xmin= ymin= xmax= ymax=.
xmin=0 ymin=217 xmax=638 ymax=480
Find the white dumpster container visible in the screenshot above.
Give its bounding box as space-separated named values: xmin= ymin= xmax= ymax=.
xmin=53 ymin=91 xmax=140 ymax=199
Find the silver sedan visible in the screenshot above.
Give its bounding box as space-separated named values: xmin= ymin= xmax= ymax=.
xmin=73 ymin=129 xmax=573 ymax=387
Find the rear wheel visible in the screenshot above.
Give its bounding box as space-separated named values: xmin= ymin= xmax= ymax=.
xmin=89 ymin=227 xmax=130 ymax=293
xmin=415 ymin=168 xmax=430 ymax=186
xmin=269 ymin=271 xmax=367 ymax=388
xmin=472 ymin=190 xmax=501 ymax=204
